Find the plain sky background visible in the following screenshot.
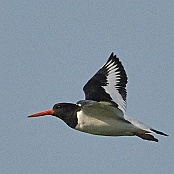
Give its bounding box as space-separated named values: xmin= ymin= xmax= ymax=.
xmin=1 ymin=1 xmax=174 ymax=174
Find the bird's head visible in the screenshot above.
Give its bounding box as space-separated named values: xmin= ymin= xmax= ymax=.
xmin=28 ymin=103 xmax=80 ymax=120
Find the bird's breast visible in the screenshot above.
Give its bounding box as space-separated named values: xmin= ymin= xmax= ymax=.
xmin=75 ymin=109 xmax=137 ymax=136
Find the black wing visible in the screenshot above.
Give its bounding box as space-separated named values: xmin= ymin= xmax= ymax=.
xmin=83 ymin=52 xmax=127 ymax=113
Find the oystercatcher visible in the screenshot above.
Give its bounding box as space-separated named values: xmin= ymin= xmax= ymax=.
xmin=28 ymin=53 xmax=168 ymax=142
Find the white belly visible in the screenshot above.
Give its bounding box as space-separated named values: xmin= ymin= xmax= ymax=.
xmin=75 ymin=104 xmax=141 ymax=136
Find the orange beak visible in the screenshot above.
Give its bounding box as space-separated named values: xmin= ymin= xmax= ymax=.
xmin=28 ymin=109 xmax=54 ymax=118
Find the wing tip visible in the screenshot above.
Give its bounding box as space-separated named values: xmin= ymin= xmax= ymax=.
xmin=109 ymin=52 xmax=117 ymax=60
xmin=150 ymin=129 xmax=168 ymax=136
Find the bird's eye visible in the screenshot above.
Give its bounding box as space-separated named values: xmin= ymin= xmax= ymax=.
xmin=53 ymin=104 xmax=61 ymax=110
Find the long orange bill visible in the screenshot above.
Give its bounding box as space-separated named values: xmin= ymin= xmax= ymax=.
xmin=28 ymin=109 xmax=54 ymax=118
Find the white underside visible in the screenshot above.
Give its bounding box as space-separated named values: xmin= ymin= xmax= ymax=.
xmin=75 ymin=102 xmax=152 ymax=136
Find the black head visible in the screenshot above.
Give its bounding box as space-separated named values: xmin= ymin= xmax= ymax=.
xmin=28 ymin=103 xmax=81 ymax=128
xmin=52 ymin=103 xmax=81 ymax=119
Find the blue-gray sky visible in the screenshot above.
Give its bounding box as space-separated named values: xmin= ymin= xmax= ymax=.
xmin=1 ymin=1 xmax=173 ymax=174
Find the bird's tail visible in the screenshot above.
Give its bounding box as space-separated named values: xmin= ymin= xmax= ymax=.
xmin=133 ymin=132 xmax=159 ymax=142
xmin=134 ymin=129 xmax=168 ymax=142
xmin=124 ymin=115 xmax=168 ymax=142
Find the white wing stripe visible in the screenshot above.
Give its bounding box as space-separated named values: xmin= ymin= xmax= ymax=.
xmin=103 ymin=66 xmax=126 ymax=113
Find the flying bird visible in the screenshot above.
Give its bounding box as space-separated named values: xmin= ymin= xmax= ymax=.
xmin=28 ymin=53 xmax=168 ymax=142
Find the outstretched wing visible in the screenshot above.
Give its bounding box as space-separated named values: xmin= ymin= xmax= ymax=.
xmin=83 ymin=52 xmax=128 ymax=113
